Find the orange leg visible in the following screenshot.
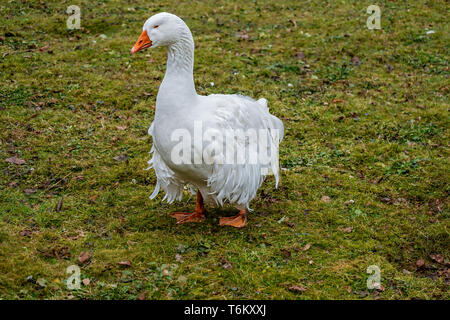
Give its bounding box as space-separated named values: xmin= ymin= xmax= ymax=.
xmin=219 ymin=209 xmax=247 ymax=228
xmin=169 ymin=191 xmax=206 ymax=224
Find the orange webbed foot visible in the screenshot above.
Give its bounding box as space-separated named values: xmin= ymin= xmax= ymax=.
xmin=169 ymin=211 xmax=206 ymax=224
xmin=170 ymin=191 xmax=206 ymax=225
xmin=219 ymin=209 xmax=247 ymax=228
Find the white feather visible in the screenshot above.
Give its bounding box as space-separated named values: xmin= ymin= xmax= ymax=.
xmin=140 ymin=13 xmax=283 ymax=211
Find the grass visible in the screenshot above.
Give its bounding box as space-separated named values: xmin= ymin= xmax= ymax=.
xmin=0 ymin=0 xmax=448 ymax=300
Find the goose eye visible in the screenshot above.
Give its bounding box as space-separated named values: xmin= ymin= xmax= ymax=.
xmin=153 ymin=25 xmax=159 ymax=29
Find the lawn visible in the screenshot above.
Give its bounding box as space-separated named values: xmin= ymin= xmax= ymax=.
xmin=0 ymin=0 xmax=448 ymax=299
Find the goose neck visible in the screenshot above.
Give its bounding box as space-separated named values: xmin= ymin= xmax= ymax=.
xmin=166 ymin=37 xmax=194 ymax=74
xmin=160 ymin=34 xmax=197 ymax=99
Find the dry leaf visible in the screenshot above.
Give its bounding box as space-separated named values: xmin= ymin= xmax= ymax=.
xmin=24 ymin=188 xmax=36 ymax=195
xmin=374 ymin=284 xmax=385 ymax=291
xmin=235 ymin=30 xmax=249 ymax=40
xmin=321 ymin=195 xmax=331 ymax=203
xmin=38 ymin=246 xmax=70 ymax=260
xmin=118 ymin=260 xmax=132 ymax=267
xmin=68 ymin=230 xmax=85 ymax=240
xmin=116 ymin=125 xmax=127 ymax=130
xmin=55 ymin=198 xmax=63 ymax=212
xmin=280 ymin=249 xmax=292 ymax=258
xmin=296 ymin=51 xmax=305 ymax=60
xmin=36 ymin=278 xmax=47 ymax=288
xmin=82 ymin=278 xmax=90 ymax=286
xmin=302 ymin=243 xmax=311 ymax=251
xmin=78 ymin=251 xmax=91 ymax=264
xmin=288 ymin=285 xmax=307 ymax=293
xmin=416 ymin=258 xmax=425 ymax=268
xmin=220 ymin=258 xmax=233 ymax=269
xmin=351 ymin=56 xmax=360 ymax=66
xmin=402 ymin=269 xmax=412 ymax=275
xmin=137 ymin=291 xmax=146 ymax=300
xmin=430 ymin=254 xmax=444 ymax=264
xmin=113 ymin=154 xmax=128 ymax=162
xmin=6 ymin=157 xmax=26 ymax=165
xmin=354 ymin=290 xmax=369 ymax=298
xmin=326 ymin=143 xmax=336 ymax=149
xmin=20 ymin=229 xmax=33 ymax=237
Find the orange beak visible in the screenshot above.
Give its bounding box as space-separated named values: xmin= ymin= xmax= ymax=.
xmin=131 ymin=30 xmax=152 ymax=54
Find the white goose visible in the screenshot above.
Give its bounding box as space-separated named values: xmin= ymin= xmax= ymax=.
xmin=131 ymin=12 xmax=283 ymax=228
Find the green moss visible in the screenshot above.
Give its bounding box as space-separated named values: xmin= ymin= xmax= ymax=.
xmin=0 ymin=0 xmax=448 ymax=299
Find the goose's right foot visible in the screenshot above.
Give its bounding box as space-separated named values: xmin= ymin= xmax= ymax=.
xmin=170 ymin=211 xmax=206 ymax=224
xmin=169 ymin=190 xmax=206 ymax=224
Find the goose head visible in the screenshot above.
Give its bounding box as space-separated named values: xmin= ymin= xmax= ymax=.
xmin=131 ymin=12 xmax=187 ymax=54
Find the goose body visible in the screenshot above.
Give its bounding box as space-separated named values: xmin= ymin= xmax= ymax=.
xmin=131 ymin=13 xmax=283 ymax=227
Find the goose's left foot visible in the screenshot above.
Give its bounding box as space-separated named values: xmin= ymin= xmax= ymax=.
xmin=219 ymin=209 xmax=247 ymax=228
